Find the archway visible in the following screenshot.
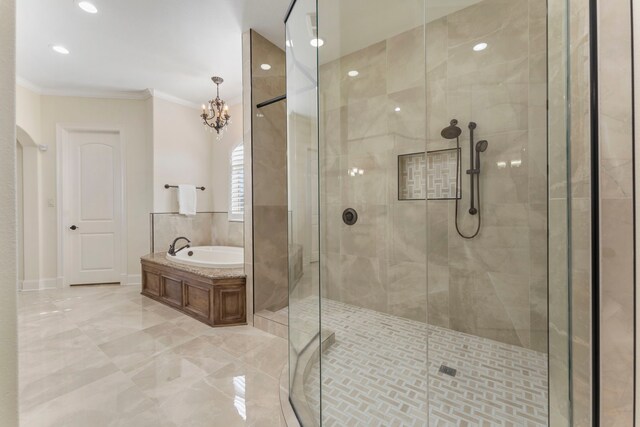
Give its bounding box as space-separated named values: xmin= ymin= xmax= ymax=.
xmin=16 ymin=125 xmax=41 ymax=290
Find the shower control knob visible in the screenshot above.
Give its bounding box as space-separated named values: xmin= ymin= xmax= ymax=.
xmin=69 ymin=225 xmax=78 ymax=230
xmin=342 ymin=208 xmax=358 ymax=226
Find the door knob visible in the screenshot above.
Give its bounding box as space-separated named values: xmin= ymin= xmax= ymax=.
xmin=69 ymin=225 xmax=78 ymax=230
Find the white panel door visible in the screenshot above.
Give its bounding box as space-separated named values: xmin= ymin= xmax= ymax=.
xmin=65 ymin=130 xmax=122 ymax=285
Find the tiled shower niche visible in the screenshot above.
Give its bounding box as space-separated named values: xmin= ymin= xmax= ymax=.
xmin=398 ymin=149 xmax=461 ymax=200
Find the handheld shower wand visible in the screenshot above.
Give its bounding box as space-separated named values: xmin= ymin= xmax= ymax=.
xmin=441 ymin=119 xmax=488 ymax=239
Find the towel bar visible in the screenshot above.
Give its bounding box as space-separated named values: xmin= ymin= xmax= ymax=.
xmin=164 ymin=184 xmax=206 ymax=191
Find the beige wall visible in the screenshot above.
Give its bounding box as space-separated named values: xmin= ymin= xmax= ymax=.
xmin=16 ymin=84 xmax=42 ymax=145
xmin=15 ymin=87 xmax=245 ymax=286
xmin=0 ymin=0 xmax=19 ymax=422
xmin=212 ymin=103 xmax=244 ymax=213
xmin=152 ymin=96 xmax=213 ymax=212
xmin=15 ymin=88 xmax=154 ymax=284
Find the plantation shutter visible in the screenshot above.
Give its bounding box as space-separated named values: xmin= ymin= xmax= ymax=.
xmin=229 ymin=144 xmax=244 ymax=221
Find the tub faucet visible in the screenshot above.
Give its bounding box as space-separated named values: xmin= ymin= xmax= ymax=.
xmin=168 ymin=237 xmax=191 ymax=256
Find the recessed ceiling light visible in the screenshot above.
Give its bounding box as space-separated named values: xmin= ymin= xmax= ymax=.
xmin=51 ymin=45 xmax=70 ymax=55
xmin=310 ymin=38 xmax=324 ymax=47
xmin=78 ymin=1 xmax=98 ymax=14
xmin=473 ymin=42 xmax=488 ymax=52
xmin=347 ymin=70 xmax=359 ymax=77
xmin=394 ymin=106 xmax=401 ymax=112
xmin=261 ymin=64 xmax=272 ymax=71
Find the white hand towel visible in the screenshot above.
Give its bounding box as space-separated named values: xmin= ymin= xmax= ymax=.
xmin=178 ymin=185 xmax=197 ymax=216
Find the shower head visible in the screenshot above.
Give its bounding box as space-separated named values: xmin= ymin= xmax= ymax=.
xmin=441 ymin=119 xmax=462 ymax=140
xmin=475 ymin=140 xmax=488 ymax=153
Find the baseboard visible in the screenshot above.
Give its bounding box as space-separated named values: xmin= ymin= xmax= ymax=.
xmin=124 ymin=274 xmax=141 ymax=286
xmin=21 ymin=280 xmax=40 ymax=291
xmin=41 ymin=278 xmax=58 ymax=289
xmin=20 ymin=278 xmax=60 ymax=292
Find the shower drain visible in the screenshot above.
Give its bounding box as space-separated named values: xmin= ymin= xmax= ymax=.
xmin=439 ymin=365 xmax=457 ymax=377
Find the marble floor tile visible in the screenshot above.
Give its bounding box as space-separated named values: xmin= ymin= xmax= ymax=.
xmin=18 ymin=285 xmax=288 ymax=427
xmin=199 ymin=325 xmax=282 ymax=358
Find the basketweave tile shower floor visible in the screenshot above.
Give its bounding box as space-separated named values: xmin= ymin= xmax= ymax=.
xmin=298 ymin=297 xmax=548 ymax=427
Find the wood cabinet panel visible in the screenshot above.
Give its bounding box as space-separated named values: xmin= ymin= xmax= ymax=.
xmin=215 ymin=285 xmax=246 ymax=325
xmin=160 ymin=276 xmax=183 ymax=307
xmin=140 ymin=260 xmax=246 ymax=327
xmin=142 ymin=271 xmax=160 ymax=296
xmin=184 ymin=281 xmax=212 ymax=323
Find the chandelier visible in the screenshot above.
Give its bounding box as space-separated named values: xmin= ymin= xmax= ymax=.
xmin=201 ymin=76 xmax=231 ymax=138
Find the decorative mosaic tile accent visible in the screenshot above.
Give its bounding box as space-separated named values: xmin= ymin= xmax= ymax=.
xmin=398 ymin=149 xmax=460 ymax=201
xmin=399 ymin=153 xmax=427 ymax=200
xmin=296 ymin=297 xmax=548 ymax=426
xmin=426 ymin=149 xmax=460 ymax=200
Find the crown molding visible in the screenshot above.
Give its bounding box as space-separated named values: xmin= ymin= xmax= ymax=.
xmin=37 ymin=88 xmax=152 ymax=100
xmin=16 ymin=76 xmax=152 ymax=100
xmin=149 ymin=89 xmax=201 ymax=110
xmin=16 ymin=77 xmax=44 ymax=94
xmin=15 ymin=77 xmax=243 ymax=110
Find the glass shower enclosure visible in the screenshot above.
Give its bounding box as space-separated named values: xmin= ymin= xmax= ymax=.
xmin=286 ymin=0 xmax=573 ymax=425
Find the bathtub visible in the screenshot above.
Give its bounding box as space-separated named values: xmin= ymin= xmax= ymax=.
xmin=167 ymin=246 xmax=244 ymax=268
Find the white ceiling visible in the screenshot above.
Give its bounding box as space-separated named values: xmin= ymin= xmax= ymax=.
xmin=17 ymin=0 xmax=481 ymax=107
xmin=17 ymin=0 xmax=291 ymax=106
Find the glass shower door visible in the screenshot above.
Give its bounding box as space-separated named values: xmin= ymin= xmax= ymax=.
xmin=286 ymin=0 xmax=572 ymax=425
xmin=316 ymin=0 xmax=430 ymax=425
xmin=285 ymin=0 xmax=321 ymax=425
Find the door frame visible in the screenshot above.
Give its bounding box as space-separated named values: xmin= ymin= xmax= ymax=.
xmin=56 ymin=124 xmax=128 ymax=287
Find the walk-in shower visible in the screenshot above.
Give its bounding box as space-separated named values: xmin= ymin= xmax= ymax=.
xmin=285 ymin=0 xmax=573 ymax=425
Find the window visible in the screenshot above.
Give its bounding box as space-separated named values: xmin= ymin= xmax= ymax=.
xmin=229 ymin=144 xmax=244 ymax=221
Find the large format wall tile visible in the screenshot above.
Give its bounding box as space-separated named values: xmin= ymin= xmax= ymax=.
xmin=597 ymin=0 xmax=635 ymax=423
xmin=249 ymin=32 xmax=288 ymax=314
xmin=151 ymin=212 xmax=244 ymax=253
xmin=319 ymin=0 xmax=552 ymax=355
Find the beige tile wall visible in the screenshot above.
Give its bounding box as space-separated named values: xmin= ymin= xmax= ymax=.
xmin=320 ymin=0 xmax=550 ymax=352
xmin=567 ymin=0 xmax=594 ymax=424
xmin=150 ymin=212 xmax=243 ymax=253
xmin=247 ymin=31 xmax=289 ymax=314
xmin=597 ymin=0 xmax=635 ymax=424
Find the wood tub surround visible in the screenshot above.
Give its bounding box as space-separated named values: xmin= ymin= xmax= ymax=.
xmin=141 ymin=253 xmax=246 ymax=327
